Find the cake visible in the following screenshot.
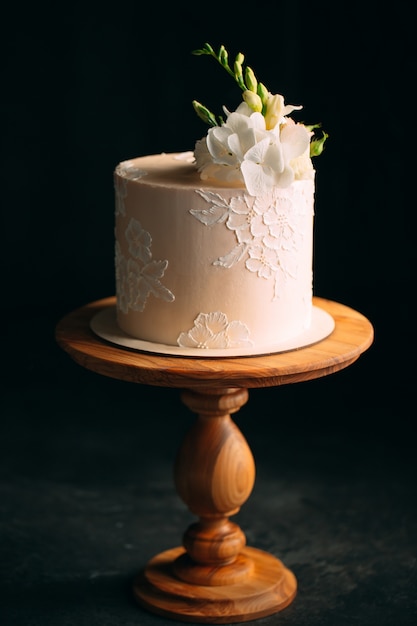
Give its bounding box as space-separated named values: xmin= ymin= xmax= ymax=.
xmin=113 ymin=43 xmax=328 ymax=354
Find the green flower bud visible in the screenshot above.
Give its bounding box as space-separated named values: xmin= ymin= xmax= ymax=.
xmin=192 ymin=100 xmax=218 ymax=127
xmin=242 ymin=90 xmax=263 ymax=113
xmin=234 ymin=57 xmax=245 ymax=90
xmin=257 ymin=82 xmax=269 ymax=106
xmin=245 ymin=66 xmax=257 ymax=92
xmin=192 ymin=43 xmax=214 ymax=56
xmin=219 ymin=45 xmax=228 ymax=67
xmin=310 ymin=132 xmax=328 ymax=157
xmin=234 ymin=60 xmax=242 ymax=77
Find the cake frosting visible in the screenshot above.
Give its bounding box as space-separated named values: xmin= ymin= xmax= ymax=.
xmin=113 ymin=43 xmax=327 ymax=353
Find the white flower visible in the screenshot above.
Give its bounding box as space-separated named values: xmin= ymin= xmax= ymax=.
xmin=264 ymin=93 xmax=303 ymax=130
xmin=240 ymin=136 xmax=290 ymax=196
xmin=191 ymin=42 xmax=327 ymax=186
xmin=194 ymin=100 xmax=312 ymax=196
xmin=290 ymin=145 xmax=315 ymax=180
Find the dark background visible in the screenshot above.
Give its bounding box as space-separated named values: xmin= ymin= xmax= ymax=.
xmin=1 ymin=2 xmax=415 ymax=625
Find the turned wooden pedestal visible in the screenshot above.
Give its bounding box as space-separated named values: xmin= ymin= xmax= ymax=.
xmin=55 ymin=296 xmax=373 ymax=624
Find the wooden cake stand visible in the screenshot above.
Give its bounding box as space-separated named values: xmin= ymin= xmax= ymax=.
xmin=55 ymin=296 xmax=373 ymax=624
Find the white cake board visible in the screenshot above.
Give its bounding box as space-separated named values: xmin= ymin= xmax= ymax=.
xmin=90 ymin=305 xmax=335 ymax=358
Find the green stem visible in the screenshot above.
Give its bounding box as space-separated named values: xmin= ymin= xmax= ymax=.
xmin=194 ymin=44 xmax=246 ymax=91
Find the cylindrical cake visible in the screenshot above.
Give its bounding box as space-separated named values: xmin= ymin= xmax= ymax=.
xmin=114 ymin=152 xmax=314 ymax=351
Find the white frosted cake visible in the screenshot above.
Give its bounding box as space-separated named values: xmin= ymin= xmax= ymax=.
xmin=113 ymin=43 xmax=328 ymax=354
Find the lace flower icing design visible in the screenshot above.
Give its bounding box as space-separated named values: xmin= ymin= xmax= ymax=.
xmin=191 ymin=188 xmax=310 ymax=299
xmin=116 ymin=218 xmax=175 ymax=313
xmin=177 ymin=312 xmax=253 ymax=349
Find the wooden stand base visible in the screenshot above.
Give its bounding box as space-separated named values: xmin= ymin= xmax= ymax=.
xmin=133 ymin=546 xmax=297 ymax=624
xmin=131 ymin=386 xmax=297 ymax=623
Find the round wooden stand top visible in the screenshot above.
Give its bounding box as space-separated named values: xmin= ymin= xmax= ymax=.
xmin=55 ymin=296 xmax=374 ymax=390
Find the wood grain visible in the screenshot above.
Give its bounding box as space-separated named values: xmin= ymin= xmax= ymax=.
xmin=174 ymin=388 xmax=255 ymax=584
xmin=133 ymin=546 xmax=297 ymax=623
xmin=55 ymin=296 xmax=374 ymax=390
